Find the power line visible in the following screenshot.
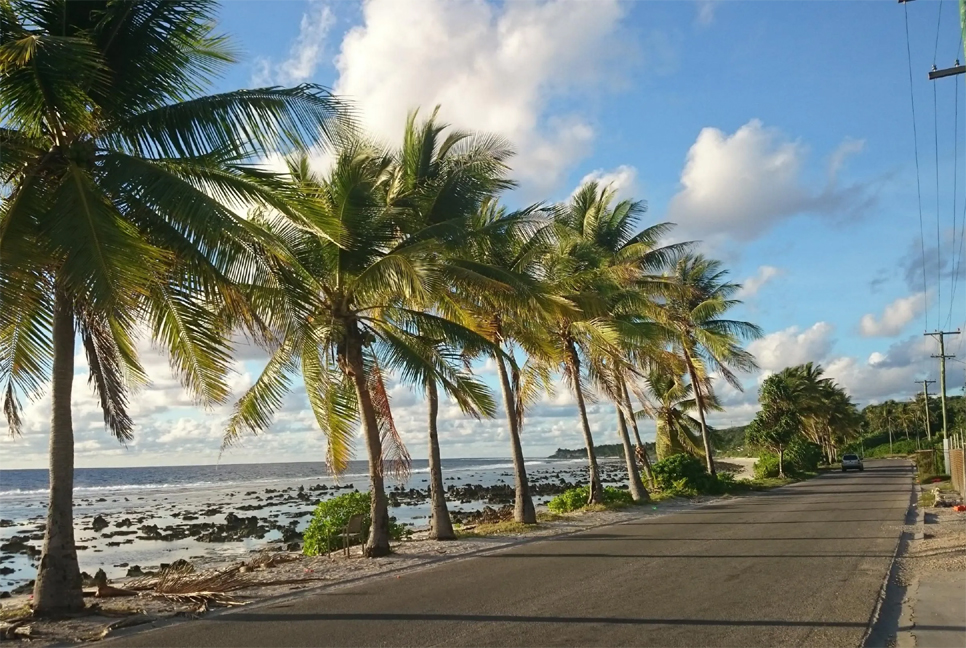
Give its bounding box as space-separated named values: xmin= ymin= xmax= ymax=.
xmin=932 ymin=0 xmax=944 ymax=65
xmin=933 ymin=81 xmax=942 ymax=327
xmin=946 ymin=76 xmax=962 ymax=328
xmin=905 ymin=2 xmax=931 ymax=332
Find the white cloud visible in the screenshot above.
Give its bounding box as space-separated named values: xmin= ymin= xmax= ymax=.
xmin=747 ymin=322 xmax=835 ymax=373
xmin=333 ymin=0 xmax=630 ymax=195
xmin=667 ymin=120 xmax=871 ymax=241
xmin=736 ymin=265 xmax=782 ymax=299
xmin=252 ymin=1 xmax=335 ymax=86
xmin=859 ymin=292 xmax=925 ymax=338
xmin=695 ymin=0 xmax=717 ymax=26
xmin=574 ymin=165 xmax=639 ymax=200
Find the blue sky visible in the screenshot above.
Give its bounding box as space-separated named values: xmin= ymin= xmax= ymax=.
xmin=5 ymin=0 xmax=966 ymax=469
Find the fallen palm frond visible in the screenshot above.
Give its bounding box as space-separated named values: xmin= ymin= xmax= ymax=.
xmin=121 ymin=566 xmax=254 ymax=610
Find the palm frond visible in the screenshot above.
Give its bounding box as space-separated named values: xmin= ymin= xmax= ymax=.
xmin=302 ymin=339 xmax=357 ymax=474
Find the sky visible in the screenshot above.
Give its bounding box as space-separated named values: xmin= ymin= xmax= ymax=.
xmin=4 ymin=0 xmax=966 ymax=470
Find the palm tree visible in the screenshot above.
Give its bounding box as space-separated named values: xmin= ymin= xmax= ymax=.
xmin=457 ymin=200 xmax=560 ymax=524
xmin=0 ymin=0 xmax=343 ymax=614
xmin=535 ymin=182 xmax=676 ymax=504
xmin=639 ymin=369 xmax=706 ymax=460
xmin=224 ymin=113 xmax=509 ymax=556
xmin=655 ymin=254 xmax=762 ymax=475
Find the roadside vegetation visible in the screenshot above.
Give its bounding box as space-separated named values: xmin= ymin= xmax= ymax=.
xmin=1 ymin=0 xmax=867 ymax=616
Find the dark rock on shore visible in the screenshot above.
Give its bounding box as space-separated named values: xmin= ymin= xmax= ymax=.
xmin=91 ymin=515 xmax=109 ymax=532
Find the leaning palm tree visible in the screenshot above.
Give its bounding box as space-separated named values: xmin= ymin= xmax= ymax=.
xmin=638 ymin=369 xmax=706 ymax=460
xmin=533 ymin=183 xmax=654 ymax=505
xmin=224 ymin=114 xmax=510 ymax=555
xmin=653 ymin=254 xmax=762 ymax=475
xmin=456 ymin=200 xmax=561 ymax=524
xmin=0 ymin=0 xmax=343 ymax=614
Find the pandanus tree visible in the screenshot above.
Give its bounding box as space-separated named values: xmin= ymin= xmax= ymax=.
xmin=224 ymin=114 xmax=510 ymax=555
xmin=0 ymin=0 xmax=343 ymax=613
xmin=654 ymin=254 xmax=762 ymax=475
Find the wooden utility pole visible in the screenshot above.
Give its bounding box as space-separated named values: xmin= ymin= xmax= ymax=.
xmin=925 ymin=331 xmax=960 ymax=441
xmin=918 ymin=379 xmax=936 ymax=441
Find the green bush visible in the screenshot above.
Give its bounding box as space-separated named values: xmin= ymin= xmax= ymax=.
xmin=754 ymin=453 xmax=782 ymax=479
xmin=546 ymin=486 xmax=634 ymax=513
xmin=862 ymin=439 xmax=918 ymax=457
xmin=786 ymin=439 xmax=822 ymax=471
xmin=302 ymin=492 xmax=407 ymax=556
xmin=652 ymin=454 xmax=712 ymax=492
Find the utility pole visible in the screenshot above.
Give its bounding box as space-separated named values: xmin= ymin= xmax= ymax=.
xmin=925 ymin=331 xmax=960 ymax=441
xmin=925 ymin=330 xmax=961 ymax=474
xmin=918 ymin=379 xmax=936 ymax=441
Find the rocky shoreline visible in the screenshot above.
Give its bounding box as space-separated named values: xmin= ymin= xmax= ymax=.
xmin=0 ymin=458 xmax=637 ymax=596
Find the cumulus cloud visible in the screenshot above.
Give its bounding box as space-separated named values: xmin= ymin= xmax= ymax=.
xmin=333 ymin=0 xmax=631 ymax=195
xmin=859 ymin=292 xmax=925 ymax=338
xmin=666 ymin=120 xmax=872 ymax=241
xmin=747 ymin=322 xmax=835 ymax=373
xmin=251 ymin=1 xmax=334 ymax=86
xmin=736 ymin=265 xmax=782 ymax=299
xmin=573 ymin=165 xmax=639 ymax=201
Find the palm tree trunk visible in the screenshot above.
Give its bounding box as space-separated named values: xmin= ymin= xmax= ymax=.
xmin=566 ymin=342 xmax=603 ymax=505
xmin=778 ymin=447 xmax=785 ymax=478
xmin=425 ymin=380 xmax=455 ymax=540
xmin=684 ymin=353 xmax=716 ymax=476
xmin=344 ymin=326 xmax=391 ymax=557
xmin=616 ymin=406 xmax=647 ymax=501
xmin=494 ymin=351 xmax=536 ymax=524
xmin=621 ymin=378 xmax=654 ymax=486
xmin=33 ymin=286 xmax=84 ymax=614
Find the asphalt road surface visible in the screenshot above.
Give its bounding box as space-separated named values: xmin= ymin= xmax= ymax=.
xmin=111 ymin=460 xmax=915 ymax=647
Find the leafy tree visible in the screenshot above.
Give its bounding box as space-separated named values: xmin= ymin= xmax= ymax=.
xmin=535 ymin=182 xmax=665 ymax=504
xmin=455 ymin=200 xmax=560 ymax=524
xmin=223 ymin=113 xmax=508 ymax=556
xmin=747 ymin=379 xmax=802 ymax=479
xmin=652 ymin=254 xmax=762 ymax=475
xmin=0 ymin=0 xmax=342 ymax=613
xmin=638 ymin=368 xmax=711 ymax=461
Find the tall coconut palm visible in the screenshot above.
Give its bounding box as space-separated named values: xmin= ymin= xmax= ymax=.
xmin=542 ymin=182 xmax=682 ymax=503
xmin=0 ymin=0 xmax=343 ymax=614
xmin=456 ymin=200 xmax=561 ymax=524
xmin=224 ymin=113 xmax=510 ymax=555
xmin=655 ymin=254 xmax=762 ymax=475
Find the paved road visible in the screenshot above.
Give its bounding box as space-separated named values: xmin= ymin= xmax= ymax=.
xmin=112 ymin=460 xmax=915 ymax=647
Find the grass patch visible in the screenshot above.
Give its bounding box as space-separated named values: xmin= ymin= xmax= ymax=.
xmin=919 ymin=490 xmax=937 ymax=508
xmin=536 ymin=512 xmax=567 ymax=523
xmin=0 ymin=604 xmax=31 ymax=621
xmin=455 ymin=520 xmax=538 ymax=538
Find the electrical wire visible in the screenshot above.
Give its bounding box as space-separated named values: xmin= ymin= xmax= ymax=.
xmin=933 ymin=0 xmax=944 ymax=65
xmin=906 ymin=2 xmax=930 ymax=333
xmin=946 ymin=77 xmax=962 ymax=329
xmin=933 ymin=82 xmax=942 ymax=328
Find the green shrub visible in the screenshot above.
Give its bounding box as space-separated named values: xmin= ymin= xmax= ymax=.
xmin=862 ymin=439 xmax=918 ymax=457
xmin=786 ymin=439 xmax=822 ymax=471
xmin=754 ymin=453 xmax=782 ymax=479
xmin=546 ymin=486 xmax=634 ymax=513
xmin=302 ymin=491 xmax=407 ymax=556
xmin=652 ymin=454 xmax=711 ymax=492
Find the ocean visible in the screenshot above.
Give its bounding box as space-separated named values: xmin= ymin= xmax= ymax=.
xmin=0 ymin=457 xmax=614 ymax=592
